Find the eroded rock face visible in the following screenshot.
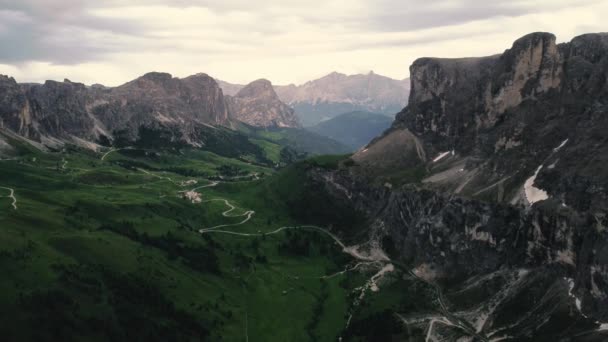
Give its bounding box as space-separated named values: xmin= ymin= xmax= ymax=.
xmin=93 ymin=72 xmax=230 ymax=137
xmin=0 ymin=72 xmax=232 ymax=147
xmin=0 ymin=75 xmax=30 ymax=136
xmin=401 ymin=33 xmax=563 ymax=151
xmin=313 ymin=32 xmax=608 ymax=333
xmin=363 ymin=32 xmax=608 ymax=212
xmin=226 ymin=79 xmax=300 ymax=128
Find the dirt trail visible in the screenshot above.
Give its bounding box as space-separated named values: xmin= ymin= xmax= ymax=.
xmin=190 ymin=180 xmax=484 ymax=341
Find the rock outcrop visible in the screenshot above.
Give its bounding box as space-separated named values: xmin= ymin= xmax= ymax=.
xmin=226 ymin=79 xmax=300 ymax=128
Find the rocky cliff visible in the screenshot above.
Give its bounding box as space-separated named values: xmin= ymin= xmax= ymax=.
xmin=92 ymin=72 xmax=231 ymax=143
xmin=357 ymin=32 xmax=608 ymax=212
xmin=0 ymin=76 xmax=102 ymax=145
xmin=313 ymin=32 xmax=608 ymax=339
xmin=0 ymin=72 xmax=236 ymax=149
xmin=226 ymin=79 xmax=300 ymax=128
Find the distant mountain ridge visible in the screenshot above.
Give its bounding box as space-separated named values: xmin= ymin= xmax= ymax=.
xmin=217 ymin=71 xmax=411 ymax=126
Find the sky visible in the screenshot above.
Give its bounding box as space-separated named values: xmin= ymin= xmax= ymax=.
xmin=0 ymin=0 xmax=606 ymax=86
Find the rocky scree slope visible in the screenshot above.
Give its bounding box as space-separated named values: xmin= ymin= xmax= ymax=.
xmin=312 ymin=32 xmax=608 ymax=338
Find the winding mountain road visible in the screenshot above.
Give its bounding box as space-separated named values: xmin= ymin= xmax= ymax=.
xmin=190 ymin=177 xmax=486 ymax=341
xmin=198 ymin=198 xmax=256 ymax=232
xmin=0 ymin=186 xmax=17 ymax=210
xmin=395 ymin=266 xmax=490 ymax=342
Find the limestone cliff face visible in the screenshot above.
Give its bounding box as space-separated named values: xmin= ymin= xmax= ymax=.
xmin=0 ymin=76 xmax=101 ymax=143
xmin=0 ymin=76 xmax=31 ymax=136
xmin=401 ymin=32 xmax=562 ymax=151
xmin=226 ymin=79 xmax=300 ymax=128
xmin=93 ymin=72 xmax=230 ymax=137
xmin=360 ymin=32 xmax=608 ymax=212
xmin=0 ymin=72 xmax=232 ymax=148
xmin=314 ymin=32 xmax=608 ymax=334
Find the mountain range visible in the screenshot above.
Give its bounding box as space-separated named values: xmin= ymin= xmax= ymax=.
xmin=218 ymin=71 xmax=410 ymax=126
xmin=0 ymin=72 xmax=308 ymax=151
xmin=1 ymin=70 xmax=407 ymax=153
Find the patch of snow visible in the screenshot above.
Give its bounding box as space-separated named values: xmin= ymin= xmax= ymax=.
xmin=524 ymin=166 xmax=549 ymax=204
xmin=598 ymin=323 xmax=608 ymax=331
xmin=361 ymin=148 xmax=368 ymax=153
xmin=547 ymin=160 xmax=558 ymax=169
xmin=565 ymin=277 xmax=587 ymax=317
xmin=553 ymin=139 xmax=569 ymax=153
xmin=432 ymin=151 xmax=450 ymax=163
xmin=518 ymin=269 xmax=530 ymax=278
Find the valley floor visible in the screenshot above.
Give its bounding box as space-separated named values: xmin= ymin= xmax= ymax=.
xmin=0 ymin=140 xmax=437 ymax=341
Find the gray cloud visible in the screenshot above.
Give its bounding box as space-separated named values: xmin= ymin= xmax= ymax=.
xmin=0 ymin=0 xmax=604 ymax=84
xmin=0 ymin=0 xmax=147 ymax=64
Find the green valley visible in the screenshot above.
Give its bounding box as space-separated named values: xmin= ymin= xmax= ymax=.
xmin=0 ymin=133 xmax=430 ymax=341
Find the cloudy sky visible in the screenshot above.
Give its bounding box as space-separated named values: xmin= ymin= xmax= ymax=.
xmin=0 ymin=0 xmax=605 ymax=86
